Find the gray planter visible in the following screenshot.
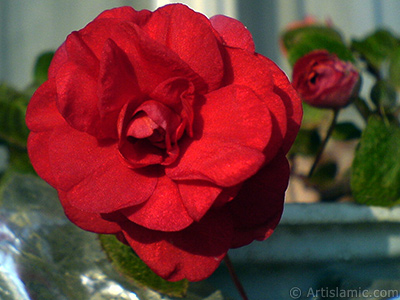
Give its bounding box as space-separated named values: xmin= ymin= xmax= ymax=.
xmin=210 ymin=203 xmax=400 ymax=300
xmin=231 ymin=203 xmax=400 ymax=264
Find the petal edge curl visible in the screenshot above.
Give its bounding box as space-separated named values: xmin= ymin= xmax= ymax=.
xmin=210 ymin=14 xmax=255 ymax=53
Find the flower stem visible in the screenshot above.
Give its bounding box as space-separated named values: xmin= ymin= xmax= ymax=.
xmin=308 ymin=109 xmax=339 ymax=178
xmin=224 ymin=255 xmax=249 ymax=300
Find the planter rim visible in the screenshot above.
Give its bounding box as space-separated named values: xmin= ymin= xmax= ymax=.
xmin=230 ymin=202 xmax=400 ymax=264
xmin=281 ymin=202 xmax=400 ymax=225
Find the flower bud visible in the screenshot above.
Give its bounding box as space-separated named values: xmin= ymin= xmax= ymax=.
xmin=292 ymin=50 xmax=360 ymax=109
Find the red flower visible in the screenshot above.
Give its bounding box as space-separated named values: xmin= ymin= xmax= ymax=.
xmin=292 ymin=50 xmax=359 ymax=108
xmin=26 ymin=4 xmax=302 ymax=281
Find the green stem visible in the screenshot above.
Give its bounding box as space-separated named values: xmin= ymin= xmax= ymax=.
xmin=308 ymin=109 xmax=339 ymax=178
xmin=224 ymin=255 xmax=249 ymax=300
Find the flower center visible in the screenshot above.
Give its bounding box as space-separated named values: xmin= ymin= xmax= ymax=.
xmin=118 ymin=78 xmax=196 ymax=168
xmin=127 ymin=112 xmax=159 ymax=139
xmin=127 ymin=111 xmax=168 ymax=149
xmin=118 ymin=100 xmax=188 ymax=168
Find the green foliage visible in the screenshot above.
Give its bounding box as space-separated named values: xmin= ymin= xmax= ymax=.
xmin=0 ymin=84 xmax=35 ymax=185
xmin=0 ymin=84 xmax=30 ymax=148
xmin=301 ymin=103 xmax=332 ymax=129
xmin=283 ymin=25 xmax=400 ymax=205
xmin=290 ymin=128 xmax=321 ymax=156
xmin=370 ymin=80 xmax=398 ymax=119
xmin=282 ymin=25 xmax=354 ymax=66
xmin=351 ymin=29 xmax=400 ymax=76
xmin=288 ymin=34 xmax=355 ymax=66
xmin=332 ymin=122 xmax=362 ymax=141
xmin=0 ymin=51 xmax=55 ymax=182
xmin=388 ymin=45 xmax=400 ymax=90
xmin=351 ymin=115 xmax=400 ymax=206
xmin=371 ymin=80 xmax=397 ymax=108
xmin=33 ymin=51 xmax=54 ymax=86
xmin=282 ymin=25 xmax=344 ymax=54
xmin=0 ymin=51 xmax=54 ymax=150
xmin=3 ymin=146 xmax=35 ymax=179
xmin=99 ymin=234 xmax=189 ymax=298
xmin=309 ymin=161 xmax=338 ymax=188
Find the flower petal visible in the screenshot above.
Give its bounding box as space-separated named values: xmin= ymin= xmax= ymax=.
xmin=27 ymin=132 xmax=58 ymax=188
xmin=143 ymin=4 xmax=224 ymax=91
xmin=210 ymin=15 xmax=255 ymax=53
xmin=80 ymin=18 xmax=206 ymax=95
xmin=48 ymin=7 xmax=150 ymax=79
xmin=46 ymin=124 xmax=157 ymax=213
xmin=97 ymin=38 xmax=142 ymax=138
xmin=224 ymin=48 xmax=291 ymax=161
xmin=228 ymin=151 xmax=289 ymax=248
xmin=66 ymin=163 xmax=157 ymax=214
xmin=259 ymin=54 xmax=302 ymax=153
xmin=166 ymin=85 xmax=271 ymax=187
xmin=55 ymin=32 xmax=103 ymax=136
xmin=26 ymin=79 xmax=64 ymax=132
xmin=58 ymin=190 xmax=122 ymax=234
xmin=94 ymin=6 xmax=151 ymax=24
xmin=48 ymin=43 xmax=68 ymax=79
xmin=79 ymin=8 xmax=150 ymax=59
xmin=121 ymin=210 xmax=233 ymax=281
xmin=177 ymin=181 xmax=222 ymax=221
xmin=121 ymin=175 xmax=193 ymax=231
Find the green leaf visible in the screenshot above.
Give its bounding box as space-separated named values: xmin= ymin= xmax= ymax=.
xmin=332 ymin=122 xmax=362 ymax=140
xmin=99 ymin=234 xmax=189 ymax=298
xmin=287 ymin=32 xmax=354 ymax=66
xmin=370 ymin=80 xmax=397 ymax=109
xmin=354 ymin=96 xmax=373 ymax=121
xmin=290 ymin=128 xmax=321 ymax=156
xmin=351 ymin=29 xmax=400 ymax=75
xmin=282 ymin=25 xmax=344 ymax=54
xmin=33 ymin=51 xmax=54 ymax=86
xmin=389 ymin=45 xmax=400 ymax=90
xmin=351 ymin=115 xmax=400 ymax=206
xmin=0 ymin=82 xmax=22 ymax=100
xmin=301 ymin=102 xmax=332 ymax=129
xmin=0 ymin=83 xmax=30 ymax=148
xmin=309 ymin=161 xmax=338 ymax=188
xmin=7 ymin=146 xmax=35 ymax=175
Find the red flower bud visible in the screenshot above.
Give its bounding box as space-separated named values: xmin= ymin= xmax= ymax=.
xmin=292 ymin=50 xmax=360 ymax=109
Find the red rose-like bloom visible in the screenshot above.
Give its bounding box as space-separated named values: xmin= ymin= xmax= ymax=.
xmin=292 ymin=50 xmax=359 ymax=108
xmin=26 ymin=5 xmax=302 ymax=281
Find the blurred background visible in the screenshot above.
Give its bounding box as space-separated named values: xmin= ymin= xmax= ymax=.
xmin=1 ymin=0 xmax=400 ymax=89
xmin=2 ymin=2 xmax=400 ymax=299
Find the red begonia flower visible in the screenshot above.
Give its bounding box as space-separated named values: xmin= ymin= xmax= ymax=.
xmin=26 ymin=4 xmax=302 ymax=282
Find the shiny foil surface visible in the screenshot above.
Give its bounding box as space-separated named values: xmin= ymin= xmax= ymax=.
xmin=0 ymin=173 xmax=223 ymax=300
